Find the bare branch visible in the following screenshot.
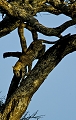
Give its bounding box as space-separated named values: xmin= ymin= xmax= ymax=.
xmin=5 ymin=75 xmax=21 ymax=104
xmin=0 ymin=16 xmax=20 ymax=38
xmin=21 ymin=111 xmax=44 ymax=120
xmin=27 ymin=17 xmax=76 ymax=37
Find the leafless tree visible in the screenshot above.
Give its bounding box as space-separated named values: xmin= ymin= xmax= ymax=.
xmin=0 ymin=0 xmax=76 ymax=120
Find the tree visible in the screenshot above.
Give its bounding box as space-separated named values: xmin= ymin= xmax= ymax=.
xmin=0 ymin=0 xmax=76 ymax=119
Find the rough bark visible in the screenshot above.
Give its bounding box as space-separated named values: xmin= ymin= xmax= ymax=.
xmin=0 ymin=0 xmax=76 ymax=120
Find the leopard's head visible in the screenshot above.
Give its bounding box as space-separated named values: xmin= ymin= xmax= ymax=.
xmin=13 ymin=62 xmax=22 ymax=77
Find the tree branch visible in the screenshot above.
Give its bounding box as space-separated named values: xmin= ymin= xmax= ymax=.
xmin=27 ymin=17 xmax=76 ymax=37
xmin=48 ymin=0 xmax=76 ymax=18
xmin=0 ymin=16 xmax=20 ymax=38
xmin=0 ymin=0 xmax=76 ymax=39
xmin=5 ymin=75 xmax=21 ymax=104
xmin=1 ymin=34 xmax=76 ymax=120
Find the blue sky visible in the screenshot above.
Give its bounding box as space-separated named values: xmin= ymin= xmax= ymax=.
xmin=0 ymin=13 xmax=76 ymax=120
